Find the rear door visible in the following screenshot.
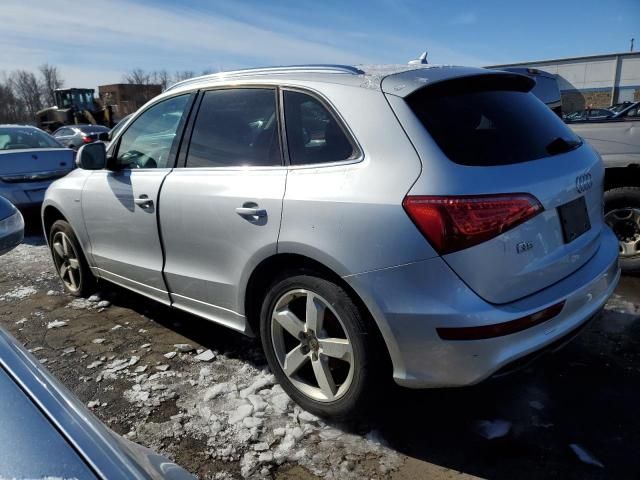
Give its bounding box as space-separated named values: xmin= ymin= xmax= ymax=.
xmin=82 ymin=93 xmax=193 ymax=304
xmin=395 ymin=73 xmax=605 ymax=304
xmin=160 ymin=88 xmax=286 ymax=330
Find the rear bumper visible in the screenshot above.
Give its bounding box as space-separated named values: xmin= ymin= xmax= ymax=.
xmin=345 ymin=227 xmax=620 ymax=388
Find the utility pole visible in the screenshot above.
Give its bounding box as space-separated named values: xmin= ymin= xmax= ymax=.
xmin=631 ymin=38 xmax=635 ymax=52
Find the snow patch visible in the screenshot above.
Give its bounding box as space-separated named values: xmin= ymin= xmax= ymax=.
xmin=569 ymin=443 xmax=604 ymax=468
xmin=47 ymin=320 xmax=67 ymax=329
xmin=474 ymin=419 xmax=511 ymax=439
xmin=122 ymin=361 xmax=401 ymax=478
xmin=194 ymin=349 xmax=215 ymax=362
xmin=1 ymin=285 xmax=37 ymax=301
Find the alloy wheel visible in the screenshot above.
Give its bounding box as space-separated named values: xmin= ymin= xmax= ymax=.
xmin=605 ymin=208 xmax=640 ymax=258
xmin=51 ymin=231 xmax=82 ymax=292
xmin=271 ymin=289 xmax=354 ymax=402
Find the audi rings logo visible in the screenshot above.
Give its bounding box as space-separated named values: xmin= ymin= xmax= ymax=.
xmin=576 ymin=173 xmax=593 ymax=193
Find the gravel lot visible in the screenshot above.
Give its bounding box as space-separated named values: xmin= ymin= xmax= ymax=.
xmin=1 ymin=219 xmax=639 ymax=479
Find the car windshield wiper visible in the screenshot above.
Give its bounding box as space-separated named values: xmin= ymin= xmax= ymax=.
xmin=546 ymin=136 xmax=581 ymax=155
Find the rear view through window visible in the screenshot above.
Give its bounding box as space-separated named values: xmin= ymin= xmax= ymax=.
xmin=406 ymin=75 xmax=581 ymax=166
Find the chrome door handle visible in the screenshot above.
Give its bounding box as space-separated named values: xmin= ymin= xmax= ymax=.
xmin=236 ymin=206 xmax=267 ymax=218
xmin=134 ymin=195 xmax=153 ymax=208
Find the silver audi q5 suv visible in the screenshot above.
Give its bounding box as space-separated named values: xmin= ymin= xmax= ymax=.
xmin=43 ymin=64 xmax=620 ymax=418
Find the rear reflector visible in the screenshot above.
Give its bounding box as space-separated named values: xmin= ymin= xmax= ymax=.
xmin=403 ymin=194 xmax=543 ymax=254
xmin=436 ymin=301 xmax=565 ymax=340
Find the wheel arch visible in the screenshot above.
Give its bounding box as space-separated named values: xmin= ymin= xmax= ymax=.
xmin=243 ymin=252 xmax=393 ymax=375
xmin=42 ymin=204 xmax=68 ymax=245
xmin=42 ymin=203 xmax=94 ymax=269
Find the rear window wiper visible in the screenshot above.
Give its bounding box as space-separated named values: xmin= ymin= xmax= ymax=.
xmin=546 ymin=136 xmax=581 ymax=155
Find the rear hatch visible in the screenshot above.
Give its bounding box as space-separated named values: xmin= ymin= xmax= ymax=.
xmin=388 ymin=70 xmax=605 ymax=304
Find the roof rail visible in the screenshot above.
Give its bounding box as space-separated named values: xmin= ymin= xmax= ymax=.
xmin=166 ymin=64 xmax=364 ymax=92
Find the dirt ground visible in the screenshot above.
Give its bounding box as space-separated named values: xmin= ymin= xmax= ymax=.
xmin=1 ymin=217 xmax=639 ymax=479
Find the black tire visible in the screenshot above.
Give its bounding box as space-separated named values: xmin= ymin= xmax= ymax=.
xmin=260 ymin=271 xmax=383 ymax=420
xmin=49 ymin=220 xmax=95 ymax=296
xmin=604 ymin=187 xmax=640 ymax=273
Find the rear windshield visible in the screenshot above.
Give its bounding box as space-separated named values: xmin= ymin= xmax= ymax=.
xmin=406 ymin=76 xmax=582 ymax=166
xmin=0 ymin=128 xmax=62 ymax=150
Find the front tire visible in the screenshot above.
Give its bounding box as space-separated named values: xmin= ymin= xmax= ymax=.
xmin=260 ymin=272 xmax=381 ymax=420
xmin=49 ymin=220 xmax=95 ymax=296
xmin=604 ymin=187 xmax=640 ymax=273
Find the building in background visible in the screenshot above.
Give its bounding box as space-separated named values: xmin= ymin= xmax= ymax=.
xmin=489 ymin=52 xmax=640 ymax=113
xmin=98 ymin=83 xmax=162 ymax=120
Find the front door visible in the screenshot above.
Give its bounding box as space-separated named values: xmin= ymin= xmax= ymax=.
xmin=160 ymin=88 xmax=286 ymax=330
xmin=82 ymin=93 xmax=193 ymax=304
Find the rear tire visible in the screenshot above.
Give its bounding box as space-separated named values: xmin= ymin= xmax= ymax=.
xmin=49 ymin=220 xmax=95 ymax=296
xmin=604 ymin=187 xmax=640 ymax=273
xmin=260 ymin=271 xmax=382 ymax=420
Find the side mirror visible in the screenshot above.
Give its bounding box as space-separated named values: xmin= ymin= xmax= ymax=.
xmin=76 ymin=142 xmax=106 ymax=170
xmin=98 ymin=131 xmax=110 ymax=141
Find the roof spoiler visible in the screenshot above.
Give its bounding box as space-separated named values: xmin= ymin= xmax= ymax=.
xmin=381 ymin=67 xmax=536 ymax=98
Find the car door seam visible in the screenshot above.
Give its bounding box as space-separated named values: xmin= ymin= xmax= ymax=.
xmin=79 ymin=172 xmax=98 ymax=269
xmin=156 ymin=169 xmax=174 ymax=306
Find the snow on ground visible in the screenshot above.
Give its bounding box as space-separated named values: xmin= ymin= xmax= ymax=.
xmin=604 ymin=293 xmax=640 ymax=315
xmin=0 ymin=285 xmax=38 ymax=301
xmin=3 ymin=235 xmax=640 ymax=479
xmin=114 ymin=352 xmax=401 ymax=479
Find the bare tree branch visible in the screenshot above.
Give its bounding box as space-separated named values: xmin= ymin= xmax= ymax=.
xmin=9 ymin=70 xmax=43 ymax=119
xmin=123 ymin=68 xmax=152 ymax=85
xmin=38 ymin=63 xmax=64 ymax=106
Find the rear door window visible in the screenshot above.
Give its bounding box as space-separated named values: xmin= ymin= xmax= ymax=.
xmin=185 ymin=88 xmax=281 ymax=168
xmin=406 ymin=76 xmax=582 ymax=166
xmin=283 ymin=90 xmax=357 ymax=165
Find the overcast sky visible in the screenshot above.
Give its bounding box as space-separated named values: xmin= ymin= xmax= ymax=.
xmin=2 ymin=0 xmax=638 ymax=90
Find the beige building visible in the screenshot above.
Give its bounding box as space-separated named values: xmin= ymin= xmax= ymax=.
xmin=489 ymin=51 xmax=640 ymax=113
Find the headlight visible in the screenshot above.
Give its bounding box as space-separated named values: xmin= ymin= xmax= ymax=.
xmin=0 ymin=209 xmax=25 ymax=255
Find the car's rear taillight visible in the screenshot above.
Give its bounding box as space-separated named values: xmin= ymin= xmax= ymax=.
xmin=403 ymin=194 xmax=543 ymax=254
xmin=82 ymin=135 xmax=93 ymax=144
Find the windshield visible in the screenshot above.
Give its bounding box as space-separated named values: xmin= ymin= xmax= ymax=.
xmin=0 ymin=128 xmax=63 ymax=150
xmin=58 ymin=90 xmax=94 ymax=110
xmin=407 ymin=77 xmax=582 ymax=166
xmin=609 ymin=102 xmax=632 ymax=113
